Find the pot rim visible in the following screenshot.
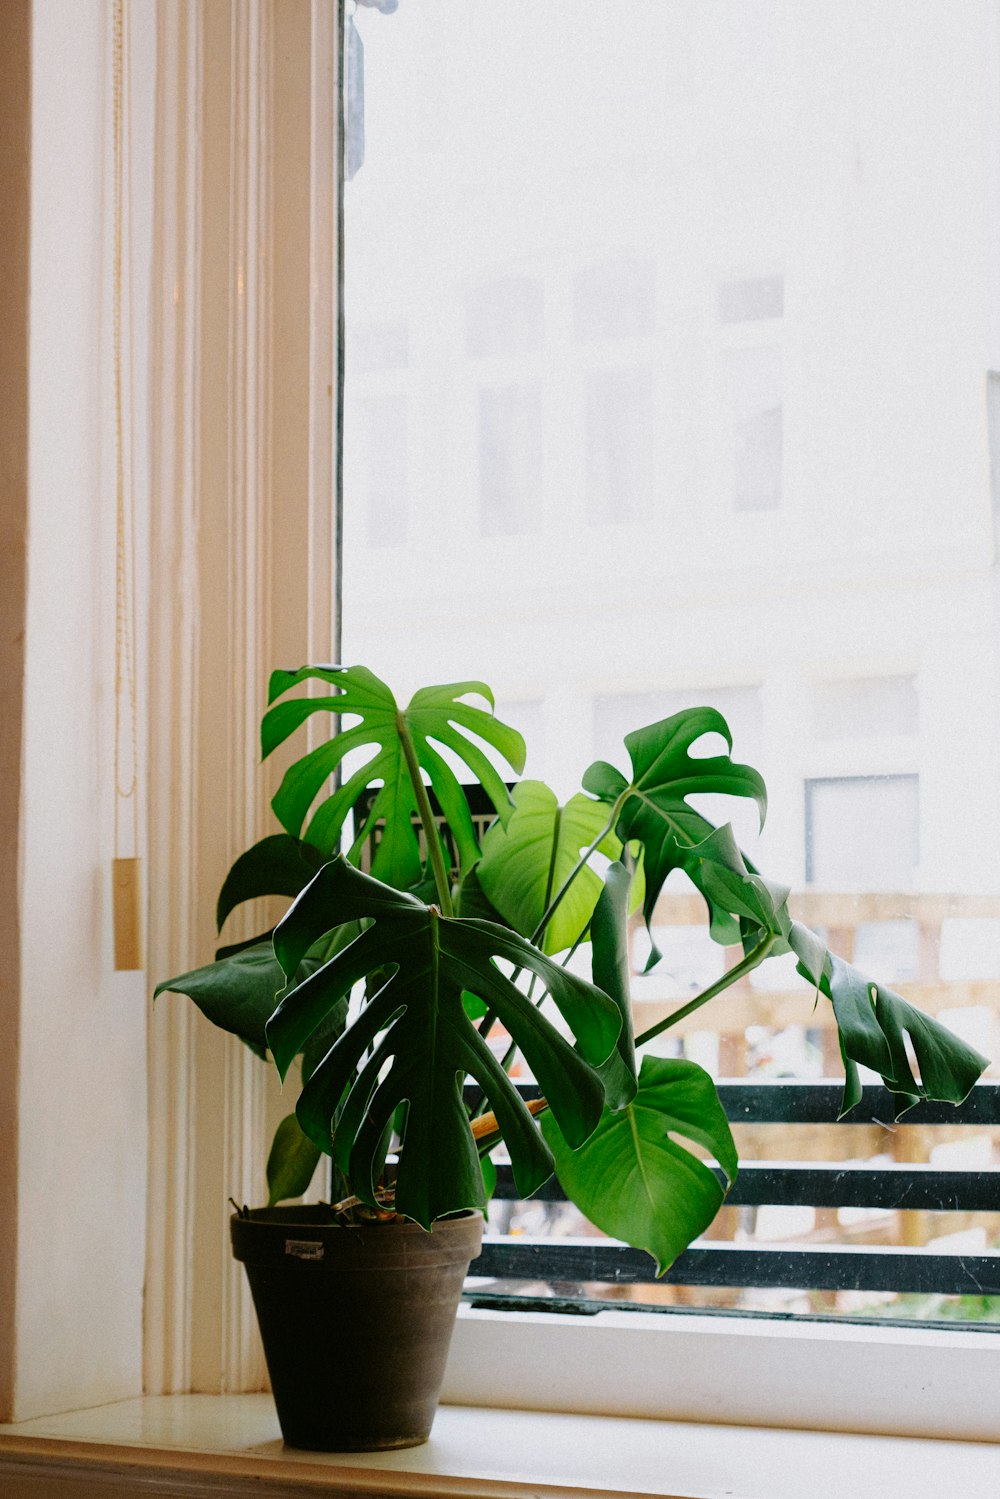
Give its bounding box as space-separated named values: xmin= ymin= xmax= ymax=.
xmin=230 ymin=1203 xmax=484 ymax=1269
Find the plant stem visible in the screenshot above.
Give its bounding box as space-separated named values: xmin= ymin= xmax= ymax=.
xmin=560 ymin=917 xmax=592 ymax=969
xmin=633 ymin=933 xmax=777 ymax=1049
xmin=396 ymin=711 xmax=454 ymax=917
xmin=529 ymin=793 xmax=626 ymax=946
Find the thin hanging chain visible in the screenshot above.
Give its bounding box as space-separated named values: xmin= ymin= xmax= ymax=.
xmin=112 ymin=0 xmax=138 ymax=855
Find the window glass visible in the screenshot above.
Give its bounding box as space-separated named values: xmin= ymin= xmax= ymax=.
xmin=347 ymin=392 xmax=408 ymax=546
xmin=478 ymin=386 xmax=542 ymax=535
xmin=585 ymin=367 xmax=652 ymax=524
xmin=351 ymin=319 xmax=409 ymax=374
xmin=466 ymin=276 xmax=545 ymax=358
xmin=718 ymin=274 xmax=784 ymax=324
xmin=805 ymin=775 xmax=919 ymax=889
xmin=344 ymin=0 xmax=1000 ymax=1326
xmin=573 ymin=257 xmax=657 ymax=342
xmin=812 ymin=676 xmax=920 ymax=740
xmin=724 ymin=345 xmax=782 ymax=511
xmin=593 ymin=685 xmax=764 ymax=769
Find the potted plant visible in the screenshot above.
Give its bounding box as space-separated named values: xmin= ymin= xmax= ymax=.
xmin=156 ymin=663 xmax=987 ymax=1451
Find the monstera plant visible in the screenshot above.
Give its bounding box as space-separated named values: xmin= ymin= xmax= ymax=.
xmin=157 ymin=663 xmax=988 ymax=1275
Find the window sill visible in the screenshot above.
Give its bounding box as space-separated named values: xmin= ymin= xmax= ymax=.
xmin=445 ymin=1303 xmax=1000 ymax=1442
xmin=1 ymin=1395 xmax=998 ymax=1499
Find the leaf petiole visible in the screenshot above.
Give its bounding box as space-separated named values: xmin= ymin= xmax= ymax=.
xmin=634 ymin=933 xmax=777 ymax=1049
xmin=529 ymin=792 xmax=628 ymax=945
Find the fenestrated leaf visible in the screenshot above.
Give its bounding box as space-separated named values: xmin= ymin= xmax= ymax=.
xmin=583 ymin=708 xmax=766 ymax=968
xmin=788 ymin=922 xmax=988 ymax=1116
xmin=541 ymin=1056 xmax=738 ymax=1275
xmin=266 ymin=857 xmax=621 ymax=1228
xmin=589 ymin=862 xmax=638 ymax=1110
xmin=266 ymin=1113 xmax=322 ymax=1205
xmin=478 ymin=780 xmax=629 ymax=953
xmin=260 ymin=665 xmax=525 ymax=888
xmin=217 ymin=834 xmax=327 ymax=932
xmin=678 ymin=824 xmax=791 ymax=951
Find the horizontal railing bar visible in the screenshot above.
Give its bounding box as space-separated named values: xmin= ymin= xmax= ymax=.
xmin=724 ymin=1163 xmax=1000 ymax=1210
xmin=489 ymin=1161 xmax=1000 ymax=1212
xmin=471 ymin=1238 xmax=1000 ymax=1295
xmin=467 ymin=1081 xmax=1000 ymax=1127
xmin=717 ymin=1081 xmax=1000 ymax=1127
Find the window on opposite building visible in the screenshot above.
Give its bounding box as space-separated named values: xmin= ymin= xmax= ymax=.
xmin=466 ymin=276 xmax=545 ymax=358
xmin=811 ymin=675 xmax=920 ymax=740
xmin=347 ymin=392 xmax=408 ymax=547
xmin=478 ymin=386 xmax=543 ymax=535
xmin=805 ymin=774 xmax=920 ymax=889
xmin=585 ymin=366 xmax=652 ymax=524
xmin=723 ymin=344 xmax=783 ymax=511
xmin=573 ymin=257 xmax=656 ymax=342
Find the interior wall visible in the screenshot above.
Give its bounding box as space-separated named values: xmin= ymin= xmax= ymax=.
xmin=0 ymin=0 xmax=31 ymax=1428
xmin=8 ymin=0 xmax=154 ymax=1420
xmin=1 ymin=0 xmax=338 ymax=1418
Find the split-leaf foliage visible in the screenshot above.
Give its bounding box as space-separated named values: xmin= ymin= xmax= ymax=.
xmin=155 ymin=665 xmax=987 ymax=1271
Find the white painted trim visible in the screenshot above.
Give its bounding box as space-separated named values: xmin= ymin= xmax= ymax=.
xmin=443 ymin=1304 xmax=1000 ymax=1444
xmin=307 ymin=0 xmax=339 ymax=667
xmin=145 ymin=0 xmax=340 ymax=1395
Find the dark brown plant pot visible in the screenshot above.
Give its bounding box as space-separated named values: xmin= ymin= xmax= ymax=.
xmin=230 ymin=1205 xmax=483 ymax=1452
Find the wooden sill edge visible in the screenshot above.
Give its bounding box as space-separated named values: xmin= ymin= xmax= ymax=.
xmin=2 ymin=1396 xmax=999 ymax=1499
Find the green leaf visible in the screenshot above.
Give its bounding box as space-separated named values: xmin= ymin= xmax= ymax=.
xmin=788 ymin=922 xmax=988 ymax=1115
xmin=154 ymin=944 xmax=331 ymax=1063
xmin=479 ymin=1152 xmax=497 ymax=1205
xmin=678 ymin=824 xmax=791 ymax=951
xmin=214 ymin=930 xmax=275 ymax=962
xmin=478 ymin=781 xmax=624 ymax=953
xmin=266 ymin=1113 xmax=323 ymax=1205
xmin=456 ymin=863 xmax=512 ymax=928
xmin=589 ymin=862 xmax=638 ymax=1110
xmin=583 ymin=707 xmax=767 ymax=968
xmin=260 ymin=665 xmax=525 ymax=887
xmin=217 ymin=834 xmax=327 ymax=932
xmin=154 ymin=943 xmax=286 ymax=1058
xmin=542 ymin=1056 xmax=738 ymax=1275
xmin=266 ymin=857 xmax=621 ymax=1227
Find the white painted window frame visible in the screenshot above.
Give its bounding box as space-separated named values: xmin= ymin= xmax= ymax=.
xmin=139 ymin=0 xmax=999 ymax=1445
xmin=144 ymin=0 xmax=340 ymax=1397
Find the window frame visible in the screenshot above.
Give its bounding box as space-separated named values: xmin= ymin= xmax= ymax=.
xmin=336 ymin=0 xmax=1000 ymax=1442
xmin=142 ymin=0 xmax=1000 ymax=1439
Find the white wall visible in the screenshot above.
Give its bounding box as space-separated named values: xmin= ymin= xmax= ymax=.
xmin=13 ymin=0 xmax=153 ymax=1419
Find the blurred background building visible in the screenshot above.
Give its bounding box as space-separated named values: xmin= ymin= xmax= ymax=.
xmin=342 ymin=0 xmax=1000 ymax=1316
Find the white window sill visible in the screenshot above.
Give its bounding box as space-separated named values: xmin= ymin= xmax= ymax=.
xmin=445 ymin=1303 xmax=1000 ymax=1442
xmin=1 ymin=1394 xmax=999 ymax=1499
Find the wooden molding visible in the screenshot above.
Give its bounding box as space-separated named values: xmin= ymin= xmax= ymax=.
xmin=0 ymin=0 xmax=31 ymax=1426
xmin=145 ymin=0 xmax=341 ymax=1394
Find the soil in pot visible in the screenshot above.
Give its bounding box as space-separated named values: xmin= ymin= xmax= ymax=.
xmin=231 ymin=1205 xmax=483 ymax=1452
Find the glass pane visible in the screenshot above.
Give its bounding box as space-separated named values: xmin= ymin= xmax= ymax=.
xmin=812 ymin=677 xmax=920 ymax=740
xmin=585 ymin=367 xmax=652 ymax=524
xmin=806 ymin=776 xmax=920 ymax=889
xmin=343 ymin=0 xmax=1000 ymax=1327
xmin=478 ymin=386 xmax=543 ymax=535
xmin=718 ymin=274 xmax=784 ymax=324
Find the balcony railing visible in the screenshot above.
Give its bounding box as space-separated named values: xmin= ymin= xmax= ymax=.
xmin=468 ymin=1082 xmax=1000 ymax=1304
xmin=358 ymin=792 xmax=1000 ymax=1316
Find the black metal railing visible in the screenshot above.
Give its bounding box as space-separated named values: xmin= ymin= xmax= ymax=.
xmin=467 ymin=1081 xmax=1000 ymax=1298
